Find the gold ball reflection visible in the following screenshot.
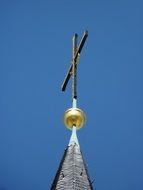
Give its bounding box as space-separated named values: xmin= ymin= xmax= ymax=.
xmin=63 ymin=108 xmax=86 ymax=130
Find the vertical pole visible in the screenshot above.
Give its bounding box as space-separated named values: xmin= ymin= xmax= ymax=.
xmin=72 ymin=34 xmax=78 ymax=108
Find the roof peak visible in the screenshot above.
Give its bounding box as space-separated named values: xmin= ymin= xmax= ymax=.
xmin=51 ymin=143 xmax=93 ymax=190
xmin=68 ymin=126 xmax=79 ymax=147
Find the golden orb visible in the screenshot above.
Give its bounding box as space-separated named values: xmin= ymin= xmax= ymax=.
xmin=63 ymin=108 xmax=86 ymax=130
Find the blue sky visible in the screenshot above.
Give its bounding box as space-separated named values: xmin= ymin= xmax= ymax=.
xmin=0 ymin=0 xmax=143 ymax=189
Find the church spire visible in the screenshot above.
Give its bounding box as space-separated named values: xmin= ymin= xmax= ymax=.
xmin=51 ymin=31 xmax=93 ymax=189
xmin=51 ymin=143 xmax=93 ymax=190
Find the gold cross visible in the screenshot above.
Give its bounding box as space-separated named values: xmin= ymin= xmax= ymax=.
xmin=61 ymin=30 xmax=88 ymax=101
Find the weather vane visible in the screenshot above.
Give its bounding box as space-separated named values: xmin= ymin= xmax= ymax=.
xmin=61 ymin=30 xmax=88 ymax=134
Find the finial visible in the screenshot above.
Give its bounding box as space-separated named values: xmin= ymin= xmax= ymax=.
xmin=61 ymin=31 xmax=88 ymax=130
xmin=64 ymin=108 xmax=86 ymax=130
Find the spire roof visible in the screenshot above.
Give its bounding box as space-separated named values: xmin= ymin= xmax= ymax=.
xmin=51 ymin=142 xmax=93 ymax=190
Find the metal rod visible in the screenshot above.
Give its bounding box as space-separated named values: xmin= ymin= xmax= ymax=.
xmin=72 ymin=34 xmax=77 ymax=100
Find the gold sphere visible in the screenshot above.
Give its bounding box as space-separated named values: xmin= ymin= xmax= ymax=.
xmin=63 ymin=108 xmax=86 ymax=130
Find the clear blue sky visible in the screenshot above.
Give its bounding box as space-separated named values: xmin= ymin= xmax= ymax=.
xmin=0 ymin=0 xmax=143 ymax=189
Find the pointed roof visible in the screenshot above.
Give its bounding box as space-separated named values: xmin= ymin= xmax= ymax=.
xmin=51 ymin=142 xmax=93 ymax=190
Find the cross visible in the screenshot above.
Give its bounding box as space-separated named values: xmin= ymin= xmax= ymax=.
xmin=61 ymin=30 xmax=88 ymax=107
